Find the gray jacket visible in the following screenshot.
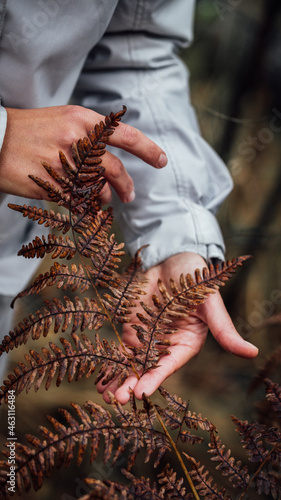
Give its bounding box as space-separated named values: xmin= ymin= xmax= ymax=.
xmin=0 ymin=0 xmax=233 ymax=296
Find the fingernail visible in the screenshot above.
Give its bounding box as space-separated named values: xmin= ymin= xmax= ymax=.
xmin=124 ymin=190 xmax=135 ymax=203
xmin=158 ymin=153 xmax=168 ymax=168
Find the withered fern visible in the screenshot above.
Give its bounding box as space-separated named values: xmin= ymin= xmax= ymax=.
xmin=0 ymin=107 xmax=280 ymax=499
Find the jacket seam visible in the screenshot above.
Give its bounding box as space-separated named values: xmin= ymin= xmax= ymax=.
xmin=145 ymin=91 xmax=199 ymax=250
xmin=0 ymin=0 xmax=7 ymax=37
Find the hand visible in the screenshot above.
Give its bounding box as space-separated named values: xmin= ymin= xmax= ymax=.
xmin=97 ymin=252 xmax=258 ymax=404
xmin=0 ymin=106 xmax=167 ymax=201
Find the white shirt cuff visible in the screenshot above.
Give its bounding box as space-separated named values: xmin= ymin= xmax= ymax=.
xmin=0 ymin=105 xmax=7 ymax=204
xmin=0 ymin=105 xmax=7 ymax=151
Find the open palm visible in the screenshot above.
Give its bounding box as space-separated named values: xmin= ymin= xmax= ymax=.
xmin=97 ymin=252 xmax=258 ymax=404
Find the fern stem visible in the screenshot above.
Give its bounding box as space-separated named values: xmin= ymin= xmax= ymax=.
xmin=153 ymin=402 xmax=200 ymax=500
xmin=71 ymin=223 xmax=140 ymax=381
xmin=238 ymin=441 xmax=280 ymax=500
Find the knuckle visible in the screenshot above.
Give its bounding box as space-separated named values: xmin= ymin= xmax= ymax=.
xmin=108 ymin=158 xmax=123 ymax=179
xmin=60 ymin=105 xmax=84 ymax=145
xmin=64 ymin=104 xmax=81 ymax=122
xmin=121 ymin=124 xmax=139 ymax=148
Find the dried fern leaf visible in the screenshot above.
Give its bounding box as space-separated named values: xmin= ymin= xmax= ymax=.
xmin=18 ymin=234 xmax=76 ymax=259
xmin=28 ymin=107 xmax=126 ymax=212
xmin=102 ymin=248 xmax=148 ymax=323
xmin=264 ymin=378 xmax=281 ymax=418
xmin=28 ymin=174 xmax=73 ymax=206
xmin=157 ymin=464 xmax=189 ymax=498
xmin=7 ymin=203 xmax=71 ymax=234
xmin=82 ymin=465 xmax=191 ymax=500
xmin=0 ymin=297 xmax=104 ymax=357
xmin=130 ymin=257 xmax=250 ymax=373
xmin=108 ymin=391 xmax=170 ymax=468
xmin=11 ymin=262 xmax=91 ymax=307
xmin=231 ymin=416 xmax=277 ymax=464
xmin=79 ymin=480 xmax=126 ymax=500
xmin=0 ymin=394 xmax=170 ymax=497
xmin=208 ymin=428 xmax=250 ymax=489
xmin=72 ymin=205 xmax=113 ymax=236
xmin=75 ymin=208 xmax=116 ymax=257
xmin=158 ymin=387 xmax=213 ymax=432
xmin=87 ymin=234 xmax=125 ymax=288
xmin=0 ymin=333 xmax=130 ymax=404
xmin=254 ymin=470 xmax=281 ymax=499
xmin=184 ymin=454 xmax=231 ymax=499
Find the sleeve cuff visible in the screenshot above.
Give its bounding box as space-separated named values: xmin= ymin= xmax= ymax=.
xmin=122 ymin=202 xmax=225 ymax=271
xmin=0 ymin=105 xmax=7 ymax=151
xmin=0 ymin=105 xmax=7 ymax=205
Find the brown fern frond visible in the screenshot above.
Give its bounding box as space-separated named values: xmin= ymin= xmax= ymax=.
xmin=79 ymin=479 xmax=127 ymax=500
xmin=18 ymin=234 xmax=76 ymax=259
xmin=129 ymin=257 xmax=251 ymax=373
xmin=87 ymin=234 xmax=125 ymax=288
xmin=208 ymin=428 xmax=250 ymax=489
xmin=81 ymin=466 xmax=196 ymax=500
xmin=11 ymin=262 xmax=91 ymax=307
xmin=254 ymin=470 xmax=281 ymax=498
xmin=231 ymin=417 xmax=270 ymax=463
xmin=102 ymin=248 xmax=148 ymax=323
xmin=75 ymin=208 xmax=116 ymax=258
xmin=72 ymin=205 xmax=113 ymax=236
xmin=28 ymin=107 xmax=127 ymax=212
xmin=7 ymin=203 xmax=71 ymax=234
xmin=158 ymin=387 xmax=213 ymax=432
xmin=108 ymin=391 xmax=170 ymax=468
xmin=157 ymin=464 xmax=189 ymax=498
xmin=184 ymin=454 xmax=231 ymax=499
xmin=0 ymin=297 xmax=104 ymax=356
xmin=83 ymin=465 xmax=191 ymax=500
xmin=28 ymin=174 xmax=73 ymax=206
xmin=0 ymin=394 xmax=170 ymax=497
xmin=0 ymin=333 xmax=130 ymax=404
xmin=81 ymin=473 xmax=166 ymax=500
xmin=264 ymin=378 xmax=281 ymax=418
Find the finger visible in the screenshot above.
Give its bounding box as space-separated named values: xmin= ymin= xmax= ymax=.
xmin=107 ymin=122 xmax=168 ymax=169
xmin=202 ymin=292 xmax=258 ymax=358
xmin=99 ymin=182 xmax=112 ymax=205
xmin=133 ymin=344 xmax=199 ymax=400
xmin=102 ymin=151 xmax=135 ymax=203
xmin=97 ymin=374 xmax=139 ymax=405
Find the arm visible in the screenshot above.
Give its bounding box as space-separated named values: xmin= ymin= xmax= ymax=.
xmin=72 ymin=1 xmax=258 ymax=402
xmin=72 ymin=2 xmax=231 ymax=269
xmin=0 ymin=105 xmax=166 ymax=201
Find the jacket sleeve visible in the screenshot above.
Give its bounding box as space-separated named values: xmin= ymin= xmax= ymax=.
xmin=72 ymin=0 xmax=233 ymax=270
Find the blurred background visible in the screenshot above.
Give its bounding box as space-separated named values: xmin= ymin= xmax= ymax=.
xmin=1 ymin=1 xmax=281 ymax=498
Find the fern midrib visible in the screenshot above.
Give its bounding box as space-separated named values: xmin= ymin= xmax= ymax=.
xmin=193 ymin=463 xmax=228 ymax=500
xmin=144 ymin=264 xmax=234 ymax=370
xmin=210 ymin=432 xmax=249 ymax=488
xmin=111 ymin=263 xmax=140 ymax=321
xmin=0 ymin=422 xmax=168 ymax=493
xmin=20 ymin=239 xmax=75 ymax=258
xmin=75 ymin=210 xmax=112 ymax=255
xmin=0 ymin=308 xmax=106 ymax=355
xmin=0 ymin=351 xmax=131 ymax=400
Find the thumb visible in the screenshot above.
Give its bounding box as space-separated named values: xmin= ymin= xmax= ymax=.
xmin=202 ymin=292 xmax=258 ymax=358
